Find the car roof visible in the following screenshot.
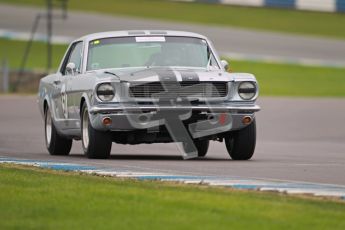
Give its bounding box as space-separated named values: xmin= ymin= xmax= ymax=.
xmin=76 ymin=30 xmax=208 ymax=42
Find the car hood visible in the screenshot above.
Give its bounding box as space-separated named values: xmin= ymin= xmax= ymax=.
xmin=95 ymin=68 xmax=235 ymax=83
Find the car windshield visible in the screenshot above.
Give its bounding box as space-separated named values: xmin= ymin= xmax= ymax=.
xmin=87 ymin=36 xmax=220 ymax=71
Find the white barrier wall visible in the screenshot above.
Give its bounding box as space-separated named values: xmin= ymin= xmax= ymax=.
xmin=176 ymin=0 xmax=345 ymax=12
xmin=221 ymin=0 xmax=264 ymax=7
xmin=296 ymin=0 xmax=336 ymax=12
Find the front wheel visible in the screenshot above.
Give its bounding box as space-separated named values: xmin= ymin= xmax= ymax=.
xmin=194 ymin=139 xmax=209 ymax=157
xmin=81 ymin=103 xmax=112 ymax=159
xmin=183 ymin=139 xmax=209 ymax=157
xmin=44 ymin=106 xmax=72 ymax=155
xmin=225 ymin=120 xmax=256 ymax=160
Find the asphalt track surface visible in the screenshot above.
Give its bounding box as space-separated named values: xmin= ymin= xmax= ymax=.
xmin=1 ymin=4 xmax=345 ymax=187
xmin=1 ymin=95 xmax=345 ymax=186
xmin=1 ymin=3 xmax=345 ymax=65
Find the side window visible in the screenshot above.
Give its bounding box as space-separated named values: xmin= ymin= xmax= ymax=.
xmin=60 ymin=42 xmax=83 ymax=75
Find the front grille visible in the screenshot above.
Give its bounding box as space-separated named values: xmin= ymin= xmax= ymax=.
xmin=129 ymin=82 xmax=228 ymax=98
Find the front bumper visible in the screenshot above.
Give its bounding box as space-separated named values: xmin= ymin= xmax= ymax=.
xmin=89 ymin=102 xmax=260 ymax=131
xmin=89 ymin=103 xmax=260 ymax=114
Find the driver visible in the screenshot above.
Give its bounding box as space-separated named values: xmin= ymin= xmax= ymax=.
xmin=146 ymin=44 xmax=181 ymax=67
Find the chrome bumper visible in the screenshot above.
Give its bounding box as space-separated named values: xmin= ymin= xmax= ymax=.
xmin=89 ymin=103 xmax=261 ymax=114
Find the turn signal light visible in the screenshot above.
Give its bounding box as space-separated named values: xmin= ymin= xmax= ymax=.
xmin=242 ymin=116 xmax=252 ymax=125
xmin=102 ymin=117 xmax=112 ymax=126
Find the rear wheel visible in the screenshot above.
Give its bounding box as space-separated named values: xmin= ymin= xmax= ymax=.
xmin=44 ymin=106 xmax=72 ymax=155
xmin=81 ymin=103 xmax=112 ymax=159
xmin=225 ymin=120 xmax=256 ymax=160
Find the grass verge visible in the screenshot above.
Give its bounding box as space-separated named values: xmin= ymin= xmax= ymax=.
xmin=0 ymin=38 xmax=66 ymax=71
xmin=1 ymin=38 xmax=345 ymax=97
xmin=1 ymin=164 xmax=345 ymax=229
xmin=1 ymin=0 xmax=345 ymax=40
xmin=230 ymin=60 xmax=345 ymax=97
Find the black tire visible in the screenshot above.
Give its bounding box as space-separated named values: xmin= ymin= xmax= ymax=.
xmin=81 ymin=103 xmax=112 ymax=159
xmin=183 ymin=139 xmax=209 ymax=157
xmin=44 ymin=106 xmax=72 ymax=155
xmin=225 ymin=120 xmax=256 ymax=160
xmin=194 ymin=139 xmax=209 ymax=157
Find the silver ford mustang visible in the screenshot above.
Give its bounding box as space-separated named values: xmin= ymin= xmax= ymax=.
xmin=38 ymin=30 xmax=260 ymax=160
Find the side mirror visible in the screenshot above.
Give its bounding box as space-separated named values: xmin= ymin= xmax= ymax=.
xmin=221 ymin=60 xmax=229 ymax=71
xmin=66 ymin=62 xmax=76 ymax=75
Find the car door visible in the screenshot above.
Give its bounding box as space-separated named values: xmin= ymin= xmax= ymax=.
xmin=50 ymin=71 xmax=64 ymax=122
xmin=59 ymin=41 xmax=83 ymax=129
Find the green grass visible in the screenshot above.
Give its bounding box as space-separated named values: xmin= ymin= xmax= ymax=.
xmin=1 ymin=164 xmax=345 ymax=229
xmin=230 ymin=60 xmax=345 ymax=97
xmin=0 ymin=38 xmax=67 ymax=71
xmin=2 ymin=0 xmax=345 ymax=40
xmin=2 ymin=38 xmax=345 ymax=97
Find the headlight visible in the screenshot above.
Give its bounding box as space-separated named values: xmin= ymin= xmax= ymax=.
xmin=96 ymin=83 xmax=115 ymax=101
xmin=238 ymin=82 xmax=256 ymax=100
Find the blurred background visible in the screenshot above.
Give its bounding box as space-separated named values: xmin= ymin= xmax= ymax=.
xmin=0 ymin=0 xmax=344 ymax=95
xmin=1 ymin=0 xmax=345 ymax=187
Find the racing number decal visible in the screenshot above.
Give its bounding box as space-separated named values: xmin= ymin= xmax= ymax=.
xmin=61 ymin=84 xmax=68 ymax=119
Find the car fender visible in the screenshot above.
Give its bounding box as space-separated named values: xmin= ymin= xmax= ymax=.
xmin=230 ymin=73 xmax=257 ymax=82
xmin=80 ymin=92 xmax=103 ymax=130
xmin=80 ymin=92 xmax=92 ymax=115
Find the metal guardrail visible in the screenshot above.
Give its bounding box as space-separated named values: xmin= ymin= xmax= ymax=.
xmin=176 ymin=0 xmax=345 ymax=13
xmin=1 ymin=59 xmax=9 ymax=93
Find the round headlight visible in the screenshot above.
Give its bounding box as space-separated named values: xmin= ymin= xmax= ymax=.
xmin=97 ymin=83 xmax=115 ymax=101
xmin=238 ymin=82 xmax=256 ymax=100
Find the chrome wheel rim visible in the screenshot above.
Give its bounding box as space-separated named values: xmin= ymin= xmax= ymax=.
xmin=45 ymin=109 xmax=52 ymax=146
xmin=82 ymin=108 xmax=89 ymax=149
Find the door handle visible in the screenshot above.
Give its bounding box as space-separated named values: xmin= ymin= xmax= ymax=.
xmin=53 ymin=80 xmax=61 ymax=85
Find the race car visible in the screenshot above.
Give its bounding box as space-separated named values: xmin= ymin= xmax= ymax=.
xmin=38 ymin=30 xmax=260 ymax=160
